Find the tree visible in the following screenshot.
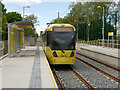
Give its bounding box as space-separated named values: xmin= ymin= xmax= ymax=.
xmin=24 ymin=14 xmax=39 ymax=42
xmin=24 ymin=14 xmax=38 ymax=24
xmin=6 ymin=12 xmax=22 ymax=23
xmin=50 ymin=2 xmax=116 ymax=41
xmin=40 ymin=31 xmax=43 ymax=37
xmin=0 ymin=2 xmax=8 ymax=40
xmin=51 ymin=18 xmax=67 ymax=23
xmin=24 ymin=14 xmax=38 ymax=35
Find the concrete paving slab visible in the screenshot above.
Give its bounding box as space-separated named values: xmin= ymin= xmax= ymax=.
xmin=76 ymin=43 xmax=119 ymax=66
xmin=2 ymin=46 xmax=58 ymax=88
xmin=76 ymin=43 xmax=119 ymax=58
xmin=2 ymin=46 xmax=35 ymax=88
xmin=0 ymin=67 xmax=2 ymax=89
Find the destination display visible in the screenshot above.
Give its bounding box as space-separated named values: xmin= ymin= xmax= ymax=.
xmin=53 ymin=27 xmax=74 ymax=32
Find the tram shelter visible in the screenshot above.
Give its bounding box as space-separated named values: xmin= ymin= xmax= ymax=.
xmin=8 ymin=20 xmax=34 ymax=57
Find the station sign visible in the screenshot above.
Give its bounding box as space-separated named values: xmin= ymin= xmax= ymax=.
xmin=108 ymin=32 xmax=113 ymax=36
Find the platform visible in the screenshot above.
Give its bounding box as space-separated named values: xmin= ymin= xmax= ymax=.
xmin=1 ymin=46 xmax=57 ymax=88
xmin=76 ymin=43 xmax=120 ymax=66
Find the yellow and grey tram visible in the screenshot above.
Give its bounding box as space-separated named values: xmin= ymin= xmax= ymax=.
xmin=45 ymin=24 xmax=76 ymax=65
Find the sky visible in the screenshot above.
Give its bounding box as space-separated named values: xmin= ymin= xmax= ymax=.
xmin=2 ymin=0 xmax=119 ymax=35
xmin=2 ymin=0 xmax=73 ymax=35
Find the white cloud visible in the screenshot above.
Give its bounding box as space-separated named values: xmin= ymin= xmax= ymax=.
xmin=2 ymin=0 xmax=117 ymax=4
xmin=32 ymin=0 xmax=42 ymax=3
xmin=23 ymin=12 xmax=41 ymax=18
xmin=70 ymin=0 xmax=116 ymax=2
xmin=35 ymin=25 xmax=47 ymax=36
xmin=2 ymin=0 xmax=42 ymax=5
xmin=2 ymin=0 xmax=72 ymax=4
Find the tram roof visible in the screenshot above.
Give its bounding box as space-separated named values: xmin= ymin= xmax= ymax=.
xmin=46 ymin=23 xmax=76 ymax=31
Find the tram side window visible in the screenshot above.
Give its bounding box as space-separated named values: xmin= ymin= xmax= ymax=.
xmin=47 ymin=32 xmax=49 ymax=46
xmin=47 ymin=32 xmax=52 ymax=48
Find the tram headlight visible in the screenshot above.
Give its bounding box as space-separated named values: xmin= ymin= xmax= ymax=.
xmin=70 ymin=51 xmax=74 ymax=57
xmin=53 ymin=51 xmax=58 ymax=57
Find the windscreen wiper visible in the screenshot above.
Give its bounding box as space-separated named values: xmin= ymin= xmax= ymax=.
xmin=61 ymin=50 xmax=65 ymax=53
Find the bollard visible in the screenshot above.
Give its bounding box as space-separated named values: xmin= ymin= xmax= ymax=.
xmin=83 ymin=41 xmax=85 ymax=47
xmin=108 ymin=37 xmax=109 ymax=48
xmin=112 ymin=37 xmax=114 ymax=49
xmin=99 ymin=40 xmax=100 ymax=46
xmin=113 ymin=40 xmax=114 ymax=49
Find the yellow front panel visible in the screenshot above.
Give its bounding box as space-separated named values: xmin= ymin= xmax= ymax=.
xmin=46 ymin=46 xmax=76 ymax=65
xmin=49 ymin=57 xmax=75 ymax=65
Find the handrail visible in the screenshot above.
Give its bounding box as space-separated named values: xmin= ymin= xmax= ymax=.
xmin=78 ymin=39 xmax=120 ymax=49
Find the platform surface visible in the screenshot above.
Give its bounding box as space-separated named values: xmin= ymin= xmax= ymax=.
xmin=1 ymin=46 xmax=57 ymax=88
xmin=76 ymin=43 xmax=119 ymax=58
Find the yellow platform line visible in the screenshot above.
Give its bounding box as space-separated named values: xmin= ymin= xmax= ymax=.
xmin=42 ymin=47 xmax=57 ymax=89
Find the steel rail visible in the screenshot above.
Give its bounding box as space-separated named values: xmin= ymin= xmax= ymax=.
xmin=76 ymin=52 xmax=120 ymax=72
xmin=52 ymin=69 xmax=65 ymax=89
xmin=72 ymin=68 xmax=95 ymax=89
xmin=76 ymin=57 xmax=120 ymax=83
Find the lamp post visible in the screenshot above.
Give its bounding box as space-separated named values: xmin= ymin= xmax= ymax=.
xmin=23 ymin=6 xmax=30 ymax=48
xmin=87 ymin=16 xmax=90 ymax=41
xmin=23 ymin=6 xmax=30 ymax=21
xmin=98 ymin=6 xmax=105 ymax=47
xmin=83 ymin=15 xmax=90 ymax=41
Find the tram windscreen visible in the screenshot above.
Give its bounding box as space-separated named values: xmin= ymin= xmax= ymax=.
xmin=47 ymin=27 xmax=76 ymax=50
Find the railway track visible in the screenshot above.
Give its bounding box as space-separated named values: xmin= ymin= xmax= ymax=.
xmin=71 ymin=67 xmax=95 ymax=89
xmin=52 ymin=68 xmax=65 ymax=89
xmin=76 ymin=52 xmax=120 ymax=72
xmin=76 ymin=56 xmax=120 ymax=83
xmin=49 ymin=51 xmax=119 ymax=88
xmin=52 ymin=66 xmax=95 ymax=89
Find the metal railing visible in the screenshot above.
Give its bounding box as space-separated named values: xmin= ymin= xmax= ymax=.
xmin=78 ymin=39 xmax=120 ymax=49
xmin=0 ymin=41 xmax=4 ymax=57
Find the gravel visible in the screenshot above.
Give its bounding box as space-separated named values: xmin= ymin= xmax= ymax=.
xmin=76 ymin=54 xmax=118 ymax=79
xmin=76 ymin=50 xmax=119 ymax=69
xmin=76 ymin=49 xmax=119 ymax=78
xmin=73 ymin=59 xmax=119 ymax=88
xmin=54 ymin=65 xmax=88 ymax=88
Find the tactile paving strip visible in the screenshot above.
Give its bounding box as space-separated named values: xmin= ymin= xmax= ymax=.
xmin=29 ymin=46 xmax=41 ymax=88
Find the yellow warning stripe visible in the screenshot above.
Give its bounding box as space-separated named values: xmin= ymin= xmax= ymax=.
xmin=42 ymin=47 xmax=57 ymax=89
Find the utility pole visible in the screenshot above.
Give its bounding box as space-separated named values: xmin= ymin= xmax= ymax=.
xmin=102 ymin=6 xmax=104 ymax=47
xmin=58 ymin=11 xmax=59 ymax=23
xmin=98 ymin=6 xmax=105 ymax=47
xmin=88 ymin=16 xmax=90 ymax=41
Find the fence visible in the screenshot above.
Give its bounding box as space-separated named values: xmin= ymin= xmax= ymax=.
xmin=0 ymin=41 xmax=4 ymax=57
xmin=78 ymin=39 xmax=120 ymax=49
